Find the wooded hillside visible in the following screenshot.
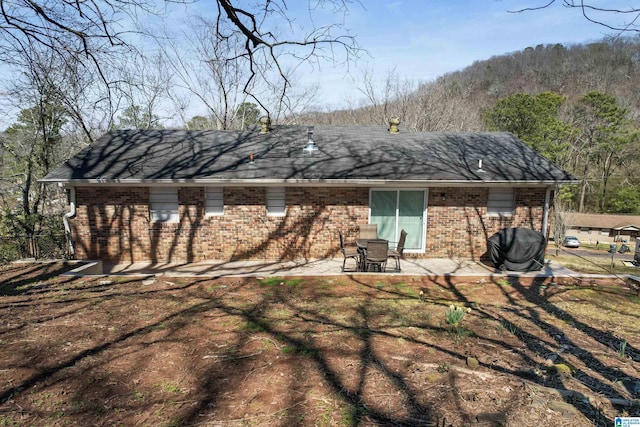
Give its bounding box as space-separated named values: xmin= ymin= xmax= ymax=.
xmin=298 ymin=36 xmax=640 ymax=215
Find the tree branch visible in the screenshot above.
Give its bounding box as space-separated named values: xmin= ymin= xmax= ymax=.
xmin=509 ymin=1 xmax=640 ymax=33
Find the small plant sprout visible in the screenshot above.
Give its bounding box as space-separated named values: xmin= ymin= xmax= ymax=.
xmin=445 ymin=305 xmax=473 ymax=345
xmin=437 ymin=362 xmax=449 ymax=373
xmin=619 ymin=340 xmax=627 ymax=358
xmin=445 ymin=305 xmax=471 ymax=327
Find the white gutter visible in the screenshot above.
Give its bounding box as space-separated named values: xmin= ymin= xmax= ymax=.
xmin=62 ymin=186 xmax=76 ymax=258
xmin=542 ymin=187 xmax=551 ymax=237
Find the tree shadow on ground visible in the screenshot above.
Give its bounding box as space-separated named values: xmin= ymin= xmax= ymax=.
xmin=456 ymin=274 xmax=639 ymax=424
xmin=0 ymin=262 xmax=76 ymax=296
xmin=0 ymin=272 xmax=637 ymax=426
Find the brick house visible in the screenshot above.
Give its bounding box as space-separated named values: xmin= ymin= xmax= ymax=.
xmin=561 ymin=212 xmax=640 ymax=242
xmin=42 ymin=121 xmax=576 ymax=264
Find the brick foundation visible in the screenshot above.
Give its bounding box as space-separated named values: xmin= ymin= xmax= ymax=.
xmin=70 ymin=186 xmax=550 ymax=263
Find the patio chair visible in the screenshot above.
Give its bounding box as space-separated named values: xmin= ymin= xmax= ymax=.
xmin=359 ymin=224 xmax=378 ymax=240
xmin=387 ymin=229 xmax=407 ymax=272
xmin=364 ymin=239 xmax=388 ymax=272
xmin=339 ymin=231 xmax=360 ymax=272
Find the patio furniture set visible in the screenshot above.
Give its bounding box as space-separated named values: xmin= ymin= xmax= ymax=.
xmin=339 ymin=225 xmax=407 ymax=273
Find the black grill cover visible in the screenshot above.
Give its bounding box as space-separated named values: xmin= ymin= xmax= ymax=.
xmin=488 ymin=228 xmax=546 ymax=272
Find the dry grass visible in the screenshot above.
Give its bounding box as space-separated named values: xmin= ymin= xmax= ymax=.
xmin=548 ymin=251 xmax=640 ymax=275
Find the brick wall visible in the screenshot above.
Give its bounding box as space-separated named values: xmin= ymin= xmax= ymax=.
xmin=426 ymin=187 xmax=549 ymax=258
xmin=72 ymin=187 xmax=151 ymax=263
xmin=71 ymin=186 xmax=550 ymax=263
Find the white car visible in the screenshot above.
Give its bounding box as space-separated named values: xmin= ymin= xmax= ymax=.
xmin=562 ymin=236 xmax=580 ymax=248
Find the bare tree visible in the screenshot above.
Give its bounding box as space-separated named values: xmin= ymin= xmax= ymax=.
xmin=1 ymin=0 xmax=360 ymax=114
xmin=510 ymin=2 xmax=640 ymax=33
xmin=2 ymin=34 xmax=106 ymax=143
xmin=0 ymin=0 xmax=133 ymax=72
xmin=409 ymin=78 xmax=485 ymax=132
xmin=267 ymin=68 xmax=322 ymax=124
xmin=116 ymin=53 xmax=174 ymax=128
xmin=214 ymin=1 xmax=360 ymax=110
xmin=551 ymin=187 xmax=573 ymax=254
xmin=351 ymin=68 xmax=420 ymax=125
xmin=161 ymin=16 xmax=256 ymax=130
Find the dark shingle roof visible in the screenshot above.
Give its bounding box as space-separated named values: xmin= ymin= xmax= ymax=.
xmin=42 ymin=126 xmax=577 ymax=185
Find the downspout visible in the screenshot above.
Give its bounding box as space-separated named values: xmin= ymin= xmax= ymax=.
xmin=63 ymin=186 xmax=76 ymax=258
xmin=542 ymin=187 xmax=551 ymax=238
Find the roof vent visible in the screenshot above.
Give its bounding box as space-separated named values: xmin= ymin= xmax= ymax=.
xmin=259 ymin=116 xmax=271 ymax=134
xmin=388 ymin=117 xmax=400 ymax=134
xmin=477 ymin=159 xmax=485 ymax=173
xmin=302 ymin=126 xmax=317 ymax=154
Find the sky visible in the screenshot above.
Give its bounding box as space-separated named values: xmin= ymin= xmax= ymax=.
xmin=283 ymin=0 xmax=639 ymax=110
xmin=1 ymin=0 xmax=637 ymax=127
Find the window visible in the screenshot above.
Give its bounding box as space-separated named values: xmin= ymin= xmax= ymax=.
xmin=266 ymin=187 xmax=286 ymax=216
xmin=205 ymin=187 xmax=224 ymax=216
xmin=150 ymin=187 xmax=179 ymax=222
xmin=487 ymin=188 xmax=514 ymax=216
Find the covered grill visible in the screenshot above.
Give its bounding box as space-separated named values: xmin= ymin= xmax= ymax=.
xmin=488 ymin=228 xmax=547 ymax=272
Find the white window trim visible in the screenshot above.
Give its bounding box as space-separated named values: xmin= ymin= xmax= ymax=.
xmin=150 ymin=187 xmax=179 ymax=222
xmin=205 ymin=187 xmax=224 ymax=216
xmin=487 ymin=188 xmax=515 ymax=217
xmin=266 ymin=187 xmax=286 ymax=216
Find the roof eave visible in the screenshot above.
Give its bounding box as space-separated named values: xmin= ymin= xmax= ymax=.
xmin=41 ymin=178 xmax=579 ymax=187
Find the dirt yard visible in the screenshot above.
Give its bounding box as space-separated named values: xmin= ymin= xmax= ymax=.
xmin=0 ymin=262 xmax=639 ymax=426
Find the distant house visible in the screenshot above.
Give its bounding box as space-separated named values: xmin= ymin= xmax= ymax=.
xmin=563 ymin=212 xmax=640 ymax=242
xmin=42 ymin=121 xmax=576 ymax=264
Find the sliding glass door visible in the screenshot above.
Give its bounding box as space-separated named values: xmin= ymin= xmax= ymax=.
xmin=370 ymin=189 xmax=426 ymax=252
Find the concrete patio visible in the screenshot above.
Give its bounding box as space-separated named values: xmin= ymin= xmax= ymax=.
xmin=90 ymin=257 xmax=580 ymax=279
